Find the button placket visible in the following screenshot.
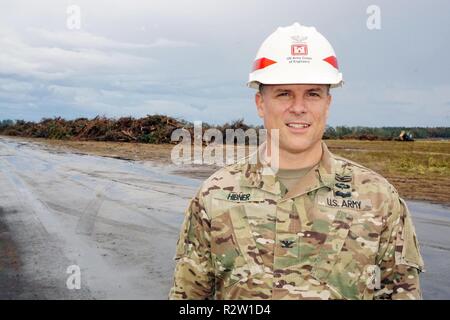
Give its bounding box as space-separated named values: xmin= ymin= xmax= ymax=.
xmin=273 ymin=199 xmax=300 ymax=290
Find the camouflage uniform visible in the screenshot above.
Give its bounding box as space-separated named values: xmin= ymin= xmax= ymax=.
xmin=169 ymin=141 xmax=425 ymax=300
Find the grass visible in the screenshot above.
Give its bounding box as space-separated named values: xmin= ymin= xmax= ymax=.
xmin=325 ymin=140 xmax=450 ymax=205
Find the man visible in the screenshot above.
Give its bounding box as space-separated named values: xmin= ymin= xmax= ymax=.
xmin=169 ymin=23 xmax=424 ymax=300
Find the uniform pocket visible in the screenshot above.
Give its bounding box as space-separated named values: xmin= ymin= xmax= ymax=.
xmin=311 ymin=209 xmax=384 ymax=299
xmin=310 ymin=210 xmax=362 ymax=299
xmin=396 ymin=199 xmax=425 ymax=271
xmin=311 ymin=210 xmax=354 ymax=280
xmin=211 ymin=205 xmax=265 ymax=291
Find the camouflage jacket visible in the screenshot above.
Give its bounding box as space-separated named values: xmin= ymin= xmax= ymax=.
xmin=169 ymin=141 xmax=425 ymax=300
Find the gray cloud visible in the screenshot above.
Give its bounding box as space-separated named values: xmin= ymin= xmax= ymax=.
xmin=0 ymin=0 xmax=449 ymax=126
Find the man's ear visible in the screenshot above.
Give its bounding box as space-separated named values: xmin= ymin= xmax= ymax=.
xmin=255 ymin=92 xmax=265 ymax=118
xmin=325 ymin=94 xmax=332 ymax=120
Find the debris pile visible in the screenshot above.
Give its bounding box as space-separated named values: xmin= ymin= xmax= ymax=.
xmin=0 ymin=115 xmax=189 ymax=144
xmin=3 ymin=117 xmax=440 ymax=142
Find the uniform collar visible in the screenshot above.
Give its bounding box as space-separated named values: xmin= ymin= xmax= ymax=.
xmin=239 ymin=141 xmax=336 ymax=200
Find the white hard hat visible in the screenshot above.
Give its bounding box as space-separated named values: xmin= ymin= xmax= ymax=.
xmin=247 ymin=22 xmax=343 ymax=89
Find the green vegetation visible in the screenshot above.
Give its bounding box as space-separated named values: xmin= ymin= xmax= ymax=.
xmin=324 ymin=126 xmax=450 ymax=140
xmin=327 ymin=140 xmax=450 ymax=177
xmin=326 ymin=140 xmax=450 ymax=205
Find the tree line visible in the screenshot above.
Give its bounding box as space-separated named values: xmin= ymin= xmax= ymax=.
xmin=0 ymin=117 xmax=449 ymax=142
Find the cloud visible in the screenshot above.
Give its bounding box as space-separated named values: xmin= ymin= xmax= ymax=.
xmin=29 ymin=28 xmax=196 ymax=50
xmin=380 ymin=85 xmax=450 ymax=107
xmin=0 ymin=27 xmax=155 ymax=81
xmin=0 ymin=0 xmax=449 ymax=126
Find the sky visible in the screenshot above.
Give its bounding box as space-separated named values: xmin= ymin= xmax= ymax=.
xmin=0 ymin=0 xmax=449 ymax=126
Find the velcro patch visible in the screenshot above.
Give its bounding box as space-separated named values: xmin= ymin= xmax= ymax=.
xmin=227 ymin=192 xmax=251 ymax=201
xmin=318 ymin=194 xmax=372 ymax=211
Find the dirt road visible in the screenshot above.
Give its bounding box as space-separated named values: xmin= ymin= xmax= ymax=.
xmin=0 ymin=137 xmax=448 ymax=299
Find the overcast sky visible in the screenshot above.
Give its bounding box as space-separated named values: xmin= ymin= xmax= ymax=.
xmin=0 ymin=0 xmax=449 ymax=126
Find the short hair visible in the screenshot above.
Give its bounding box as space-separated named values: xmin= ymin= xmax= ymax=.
xmin=258 ymin=84 xmax=265 ymax=94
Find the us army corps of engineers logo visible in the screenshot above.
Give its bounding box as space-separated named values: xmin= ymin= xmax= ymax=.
xmin=288 ymin=34 xmax=311 ymax=64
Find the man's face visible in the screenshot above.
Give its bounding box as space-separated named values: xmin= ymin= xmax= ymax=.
xmin=255 ymin=84 xmax=331 ymax=155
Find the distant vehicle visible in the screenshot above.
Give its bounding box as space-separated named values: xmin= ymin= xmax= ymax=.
xmin=396 ymin=130 xmax=415 ymax=141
